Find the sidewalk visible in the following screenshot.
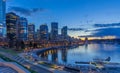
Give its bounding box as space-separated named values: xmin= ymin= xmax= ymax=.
xmin=19 ymin=53 xmax=69 ymax=73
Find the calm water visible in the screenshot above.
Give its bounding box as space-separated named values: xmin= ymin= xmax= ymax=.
xmin=39 ymin=44 xmax=120 ymax=65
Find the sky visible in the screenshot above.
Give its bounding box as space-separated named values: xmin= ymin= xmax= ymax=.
xmin=6 ymin=0 xmax=120 ymax=38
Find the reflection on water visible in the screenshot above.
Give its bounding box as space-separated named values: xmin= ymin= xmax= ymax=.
xmin=38 ymin=44 xmax=120 ymax=65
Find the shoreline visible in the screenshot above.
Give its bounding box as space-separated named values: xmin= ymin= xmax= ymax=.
xmin=31 ymin=44 xmax=79 ymax=57
xmin=24 ymin=44 xmax=120 ymax=73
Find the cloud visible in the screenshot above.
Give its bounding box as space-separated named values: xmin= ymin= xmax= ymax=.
xmin=8 ymin=6 xmax=45 ymax=16
xmin=91 ymin=27 xmax=120 ymax=37
xmin=94 ymin=23 xmax=120 ymax=27
xmin=68 ymin=28 xmax=84 ymax=31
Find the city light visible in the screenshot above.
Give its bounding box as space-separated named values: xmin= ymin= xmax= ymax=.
xmin=0 ymin=0 xmax=120 ymax=73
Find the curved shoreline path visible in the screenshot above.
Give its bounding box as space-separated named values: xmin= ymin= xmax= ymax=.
xmin=21 ymin=46 xmax=69 ymax=73
xmin=18 ymin=52 xmax=52 ymax=73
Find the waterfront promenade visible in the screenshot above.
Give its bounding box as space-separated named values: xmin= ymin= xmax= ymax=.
xmin=21 ymin=46 xmax=72 ymax=73
xmin=20 ymin=53 xmax=69 ymax=73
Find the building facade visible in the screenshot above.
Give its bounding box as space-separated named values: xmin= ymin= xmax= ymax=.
xmin=40 ymin=24 xmax=49 ymax=40
xmin=18 ymin=17 xmax=28 ymax=41
xmin=36 ymin=29 xmax=40 ymax=40
xmin=51 ymin=22 xmax=58 ymax=40
xmin=0 ymin=0 xmax=6 ymax=37
xmin=6 ymin=12 xmax=19 ymax=41
xmin=61 ymin=26 xmax=67 ymax=37
xmin=6 ymin=12 xmax=19 ymax=47
xmin=28 ymin=23 xmax=35 ymax=41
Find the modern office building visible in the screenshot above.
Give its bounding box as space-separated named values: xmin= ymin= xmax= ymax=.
xmin=6 ymin=12 xmax=19 ymax=41
xmin=40 ymin=24 xmax=48 ymax=40
xmin=61 ymin=26 xmax=67 ymax=37
xmin=0 ymin=0 xmax=6 ymax=37
xmin=51 ymin=22 xmax=58 ymax=40
xmin=18 ymin=17 xmax=28 ymax=41
xmin=36 ymin=29 xmax=40 ymax=40
xmin=28 ymin=23 xmax=35 ymax=41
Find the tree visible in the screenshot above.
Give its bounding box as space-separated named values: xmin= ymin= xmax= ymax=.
xmin=8 ymin=33 xmax=16 ymax=48
xmin=33 ymin=43 xmax=37 ymax=48
xmin=15 ymin=39 xmax=21 ymax=51
xmin=29 ymin=41 xmax=33 ymax=48
xmin=20 ymin=40 xmax=25 ymax=50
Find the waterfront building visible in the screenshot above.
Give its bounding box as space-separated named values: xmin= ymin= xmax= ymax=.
xmin=51 ymin=22 xmax=58 ymax=40
xmin=85 ymin=37 xmax=88 ymax=44
xmin=36 ymin=29 xmax=40 ymax=40
xmin=61 ymin=26 xmax=67 ymax=37
xmin=40 ymin=24 xmax=49 ymax=40
xmin=6 ymin=12 xmax=19 ymax=41
xmin=6 ymin=12 xmax=20 ymax=47
xmin=0 ymin=0 xmax=6 ymax=37
xmin=18 ymin=17 xmax=28 ymax=41
xmin=28 ymin=23 xmax=35 ymax=41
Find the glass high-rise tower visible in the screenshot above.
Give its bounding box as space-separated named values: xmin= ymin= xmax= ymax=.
xmin=40 ymin=24 xmax=49 ymax=40
xmin=18 ymin=17 xmax=28 ymax=41
xmin=0 ymin=0 xmax=6 ymax=37
xmin=51 ymin=22 xmax=58 ymax=40
xmin=28 ymin=23 xmax=35 ymax=41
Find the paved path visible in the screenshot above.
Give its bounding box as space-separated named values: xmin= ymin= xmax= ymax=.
xmin=19 ymin=53 xmax=69 ymax=73
xmin=24 ymin=61 xmax=52 ymax=73
xmin=0 ymin=52 xmax=52 ymax=73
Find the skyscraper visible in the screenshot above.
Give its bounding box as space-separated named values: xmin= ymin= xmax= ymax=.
xmin=18 ymin=17 xmax=28 ymax=41
xmin=28 ymin=23 xmax=35 ymax=41
xmin=40 ymin=24 xmax=48 ymax=40
xmin=6 ymin=12 xmax=19 ymax=47
xmin=61 ymin=26 xmax=67 ymax=37
xmin=0 ymin=0 xmax=6 ymax=37
xmin=36 ymin=29 xmax=40 ymax=40
xmin=6 ymin=12 xmax=19 ymax=40
xmin=51 ymin=22 xmax=58 ymax=40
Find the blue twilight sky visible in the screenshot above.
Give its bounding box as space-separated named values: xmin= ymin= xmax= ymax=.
xmin=6 ymin=0 xmax=120 ymax=38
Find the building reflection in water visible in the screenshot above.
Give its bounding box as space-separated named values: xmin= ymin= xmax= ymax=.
xmin=61 ymin=48 xmax=68 ymax=63
xmin=85 ymin=37 xmax=88 ymax=50
xmin=39 ymin=49 xmax=57 ymax=62
xmin=40 ymin=51 xmax=48 ymax=59
xmin=38 ymin=44 xmax=120 ymax=65
xmin=85 ymin=43 xmax=88 ymax=50
xmin=51 ymin=49 xmax=58 ymax=62
xmin=39 ymin=48 xmax=68 ymax=64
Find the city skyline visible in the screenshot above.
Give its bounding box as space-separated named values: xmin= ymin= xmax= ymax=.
xmin=6 ymin=0 xmax=120 ymax=38
xmin=6 ymin=12 xmax=69 ymax=42
xmin=0 ymin=0 xmax=6 ymax=37
xmin=1 ymin=1 xmax=120 ymax=73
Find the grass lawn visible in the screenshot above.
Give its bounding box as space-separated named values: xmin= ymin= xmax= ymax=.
xmin=0 ymin=54 xmax=14 ymax=62
xmin=0 ymin=46 xmax=22 ymax=55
